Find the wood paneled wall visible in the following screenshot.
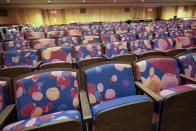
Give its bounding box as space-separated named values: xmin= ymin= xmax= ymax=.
xmin=0 ymin=6 xmax=195 ymax=26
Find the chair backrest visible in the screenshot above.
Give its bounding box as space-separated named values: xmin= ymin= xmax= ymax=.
xmin=168 ymin=30 xmax=183 ymax=38
xmin=100 ymin=27 xmax=114 ymax=35
xmin=5 ymin=40 xmax=31 ymax=51
xmin=41 ymin=46 xmax=72 ymax=64
xmin=32 ymin=39 xmax=56 ymax=49
xmin=83 ymin=62 xmax=136 ymax=108
xmin=130 ymin=40 xmax=153 ymax=55
xmin=58 ymin=37 xmax=79 ymax=47
xmin=3 ymin=49 xmax=39 ymax=68
xmin=114 ymin=26 xmax=128 ymax=34
xmin=74 ymin=44 xmax=102 ymax=62
xmin=154 ymin=32 xmax=168 ymax=39
xmin=135 ymin=57 xmax=181 ymax=94
xmin=183 ymin=30 xmax=196 ymax=37
xmin=66 ymin=30 xmax=82 ymax=37
xmin=0 ymin=80 xmax=10 ymax=113
xmin=152 ymin=38 xmax=174 ymax=51
xmin=173 ymin=37 xmax=194 ymax=48
xmin=101 ymin=34 xmax=119 ymax=43
xmin=177 ymin=53 xmax=196 ymax=78
xmin=47 ymin=31 xmax=65 ymax=38
xmin=141 ymin=26 xmax=154 ymax=32
xmin=120 ymin=33 xmax=136 ymax=42
xmin=154 ymin=26 xmax=166 ymax=32
xmin=138 ymin=32 xmax=153 ymax=40
xmin=83 ymin=28 xmax=99 ymax=35
xmin=104 ymin=42 xmax=129 ymax=58
xmin=81 ymin=35 xmax=100 ymax=44
xmin=25 ymin=32 xmax=45 ymax=40
xmin=4 ymin=33 xmax=24 ymax=41
xmin=15 ymin=69 xmax=80 ymax=121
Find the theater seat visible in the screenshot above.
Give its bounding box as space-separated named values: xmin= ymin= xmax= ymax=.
xmin=81 ymin=35 xmax=100 ymax=44
xmin=3 ymin=33 xmax=24 ymax=41
xmin=138 ymin=32 xmax=153 ymax=40
xmin=32 ymin=39 xmax=56 ymax=49
xmin=58 ymin=37 xmax=79 ymax=47
xmin=73 ymin=44 xmax=105 ymax=68
xmin=134 ymin=57 xmax=196 ymax=131
xmin=1 ymin=69 xmax=82 ymax=131
xmin=40 ymin=46 xmax=74 ymax=69
xmin=4 ymin=40 xmax=31 ymax=51
xmin=101 ymin=34 xmax=119 ymax=44
xmin=3 ymin=49 xmax=41 ymax=70
xmin=80 ymin=62 xmax=153 ymax=131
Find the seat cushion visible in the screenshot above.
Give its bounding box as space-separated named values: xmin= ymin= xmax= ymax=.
xmin=2 ymin=110 xmax=81 ymax=131
xmin=158 ymin=84 xmax=196 ymax=98
xmin=91 ymin=95 xmax=149 ymax=118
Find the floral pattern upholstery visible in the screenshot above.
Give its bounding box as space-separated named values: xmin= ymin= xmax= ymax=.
xmin=154 ymin=32 xmax=168 ymax=39
xmin=4 ymin=33 xmax=24 ymax=41
xmin=5 ymin=40 xmax=31 ymax=51
xmin=58 ymin=37 xmax=79 ymax=47
xmin=75 ymin=44 xmax=102 ymax=62
xmin=129 ymin=40 xmax=153 ymax=55
xmin=66 ymin=30 xmax=82 ymax=37
xmin=41 ymin=46 xmax=72 ymax=64
xmin=128 ymin=27 xmax=142 ymax=33
xmin=152 ymin=38 xmax=174 ymax=51
xmin=120 ymin=33 xmax=136 ymax=42
xmin=169 ymin=30 xmax=183 ymax=38
xmin=25 ymin=32 xmax=45 ymax=40
xmin=2 ymin=70 xmax=81 ymax=131
xmin=104 ymin=42 xmax=129 ymax=58
xmin=47 ymin=31 xmax=65 ymax=38
xmin=183 ymin=30 xmax=196 ymax=37
xmin=101 ymin=34 xmax=119 ymax=43
xmin=154 ymin=26 xmax=166 ymax=32
xmin=114 ymin=26 xmax=128 ymax=34
xmin=100 ymin=28 xmax=114 ymax=35
xmin=141 ymin=26 xmax=154 ymax=32
xmin=0 ymin=81 xmax=9 ymax=113
xmin=83 ymin=28 xmax=99 ymax=35
xmin=81 ymin=36 xmax=100 ymax=44
xmin=173 ymin=37 xmax=194 ymax=48
xmin=177 ymin=53 xmax=196 ymax=78
xmin=138 ymin=32 xmax=153 ymax=40
xmin=3 ymin=110 xmax=81 ymax=131
xmin=136 ymin=58 xmax=196 ymax=98
xmin=33 ymin=39 xmax=56 ymax=49
xmin=84 ymin=64 xmax=136 ymax=108
xmin=3 ymin=49 xmax=38 ymax=68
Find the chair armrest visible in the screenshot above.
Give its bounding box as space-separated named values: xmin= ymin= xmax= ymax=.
xmin=0 ymin=104 xmax=16 ymax=128
xmin=0 ymin=65 xmax=3 ymax=68
xmin=101 ymin=54 xmax=110 ymax=60
xmin=72 ymin=57 xmax=77 ymax=64
xmin=135 ymin=81 xmax=163 ymax=102
xmin=32 ymin=61 xmax=42 ymax=69
xmin=79 ymin=91 xmax=92 ymax=122
xmin=180 ymin=74 xmax=196 ymax=84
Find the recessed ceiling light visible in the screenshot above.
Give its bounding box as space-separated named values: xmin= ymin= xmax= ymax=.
xmin=114 ymin=0 xmax=116 ymax=2
xmin=6 ymin=0 xmax=10 ymax=2
xmin=82 ymin=0 xmax=86 ymax=3
xmin=48 ymin=0 xmax=51 ymax=3
xmin=142 ymin=0 xmax=144 ymax=2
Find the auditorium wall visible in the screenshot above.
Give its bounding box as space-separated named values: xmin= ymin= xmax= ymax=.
xmin=0 ymin=6 xmax=195 ymax=26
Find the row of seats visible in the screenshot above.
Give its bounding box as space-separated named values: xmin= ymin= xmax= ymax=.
xmin=1 ymin=28 xmax=196 ymax=41
xmin=0 ymin=51 xmax=196 ymax=131
xmin=0 ymin=37 xmax=195 ymax=70
xmin=0 ymin=34 xmax=195 ymax=52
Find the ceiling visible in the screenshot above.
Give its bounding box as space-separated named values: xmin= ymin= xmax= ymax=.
xmin=0 ymin=0 xmax=195 ymax=8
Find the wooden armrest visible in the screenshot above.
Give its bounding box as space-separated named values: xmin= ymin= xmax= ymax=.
xmin=32 ymin=61 xmax=42 ymax=69
xmin=79 ymin=91 xmax=92 ymax=122
xmin=101 ymin=54 xmax=110 ymax=60
xmin=72 ymin=57 xmax=77 ymax=64
xmin=180 ymin=74 xmax=196 ymax=84
xmin=0 ymin=104 xmax=16 ymax=128
xmin=135 ymin=81 xmax=163 ymax=102
xmin=0 ymin=65 xmax=3 ymax=68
